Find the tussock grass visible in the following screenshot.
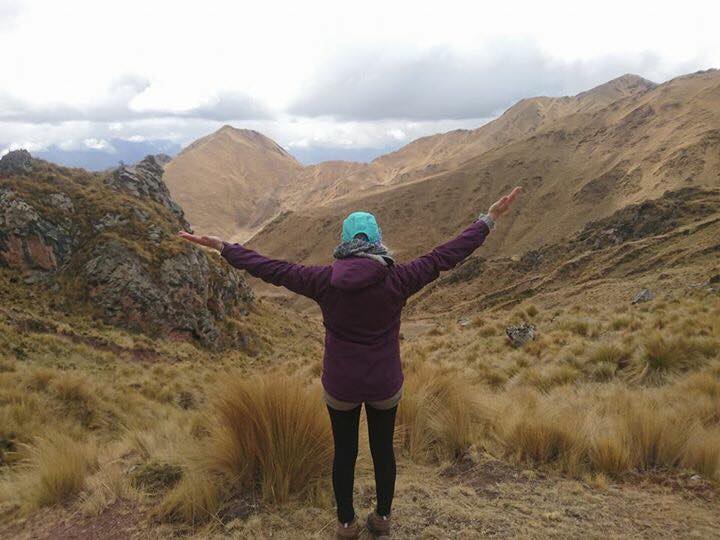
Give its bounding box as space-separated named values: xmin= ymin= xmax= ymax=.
xmin=398 ymin=363 xmax=496 ymax=463
xmin=0 ymin=432 xmax=99 ymax=513
xmin=158 ymin=373 xmax=332 ymax=525
xmin=629 ymin=333 xmax=719 ymax=384
xmin=159 ymin=468 xmax=225 ymax=526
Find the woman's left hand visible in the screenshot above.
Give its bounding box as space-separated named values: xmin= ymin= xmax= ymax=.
xmin=488 ymin=186 xmax=523 ymax=221
xmin=178 ymin=231 xmax=224 ymax=252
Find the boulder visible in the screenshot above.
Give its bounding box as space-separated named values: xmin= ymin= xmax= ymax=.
xmin=506 ymin=323 xmax=537 ymax=347
xmin=0 ymin=149 xmax=32 ymax=175
xmin=631 ymin=288 xmax=654 ymax=304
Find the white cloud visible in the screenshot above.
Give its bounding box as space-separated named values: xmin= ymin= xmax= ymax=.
xmin=0 ymin=0 xmax=718 ymax=160
xmin=83 ymin=138 xmax=114 ymax=151
xmin=288 ymin=42 xmax=700 ymax=120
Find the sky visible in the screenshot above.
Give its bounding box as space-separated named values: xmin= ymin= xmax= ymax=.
xmin=1 ymin=0 xmax=718 ymax=167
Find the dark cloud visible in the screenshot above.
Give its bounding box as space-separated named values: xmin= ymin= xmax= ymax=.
xmin=289 ymin=40 xmax=668 ymax=120
xmin=0 ymin=76 xmax=270 ymax=124
xmin=33 ymin=138 xmax=182 ymax=171
xmin=181 ymin=92 xmax=270 ymax=121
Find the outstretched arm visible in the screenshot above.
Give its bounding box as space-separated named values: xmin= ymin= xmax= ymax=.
xmin=178 ymin=232 xmax=330 ymax=301
xmin=393 ymin=186 xmax=522 ymax=297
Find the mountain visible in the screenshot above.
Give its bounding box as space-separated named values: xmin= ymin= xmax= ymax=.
xmin=164 ymin=127 xmax=303 ymax=241
xmin=246 ymin=70 xmax=720 ymax=266
xmin=163 ymin=74 xmax=661 ymax=245
xmin=0 ymin=150 xmax=252 ymax=347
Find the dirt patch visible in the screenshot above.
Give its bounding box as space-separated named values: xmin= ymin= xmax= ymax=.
xmin=0 ymin=502 xmax=150 ymax=540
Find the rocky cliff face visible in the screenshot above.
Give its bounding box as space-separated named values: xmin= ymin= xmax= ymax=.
xmin=0 ymin=150 xmax=252 ymax=347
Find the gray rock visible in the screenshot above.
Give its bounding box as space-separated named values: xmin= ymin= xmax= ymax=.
xmin=506 ymin=324 xmax=537 ymax=347
xmin=147 ymin=224 xmax=162 ymax=244
xmin=631 ymin=288 xmax=654 ymax=304
xmin=106 ymin=155 xmax=189 ymax=228
xmin=133 ymin=208 xmax=150 ymax=222
xmin=93 ymin=213 xmax=128 ymax=232
xmin=0 ymin=149 xmax=32 ymax=175
xmin=46 ymin=193 xmax=75 ymax=213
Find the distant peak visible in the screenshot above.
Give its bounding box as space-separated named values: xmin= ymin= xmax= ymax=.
xmin=586 ymin=74 xmax=656 ymax=93
xmin=214 ymin=125 xmax=267 ymax=140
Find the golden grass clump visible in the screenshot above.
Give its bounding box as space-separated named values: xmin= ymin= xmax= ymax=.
xmin=0 ymin=432 xmax=99 ymax=513
xmin=586 ymin=342 xmax=631 ymax=367
xmin=629 ymin=333 xmax=719 ymax=384
xmin=159 ymin=373 xmax=332 ymax=525
xmin=499 ymin=389 xmax=583 ymax=471
xmin=397 ymin=363 xmax=496 ymax=463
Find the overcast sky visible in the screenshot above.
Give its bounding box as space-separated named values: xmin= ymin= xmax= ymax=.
xmin=1 ymin=0 xmax=718 ymax=165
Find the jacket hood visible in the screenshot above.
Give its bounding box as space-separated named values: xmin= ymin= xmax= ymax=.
xmin=330 ymin=257 xmax=389 ymax=291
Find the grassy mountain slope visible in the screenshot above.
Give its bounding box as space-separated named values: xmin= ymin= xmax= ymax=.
xmin=247 ymin=70 xmax=720 ymax=266
xmin=164 ymin=127 xmax=303 ymax=241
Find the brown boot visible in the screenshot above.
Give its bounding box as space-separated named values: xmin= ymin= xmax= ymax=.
xmin=366 ymin=511 xmax=391 ymax=539
xmin=335 ymin=518 xmax=359 ymax=540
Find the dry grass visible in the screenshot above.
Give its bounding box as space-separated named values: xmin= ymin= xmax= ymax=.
xmin=158 ymin=373 xmax=333 ymax=525
xmin=397 ymin=363 xmax=495 ymax=463
xmin=1 ymin=289 xmax=719 ymax=534
xmin=628 ymin=333 xmax=719 ymax=384
xmin=0 ymin=432 xmax=99 ymax=514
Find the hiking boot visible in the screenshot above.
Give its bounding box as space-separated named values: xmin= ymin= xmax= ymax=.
xmin=335 ymin=518 xmax=359 ymax=539
xmin=366 ymin=511 xmax=391 ymax=539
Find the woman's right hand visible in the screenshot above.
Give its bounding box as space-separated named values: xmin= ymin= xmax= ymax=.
xmin=178 ymin=231 xmax=224 ymax=252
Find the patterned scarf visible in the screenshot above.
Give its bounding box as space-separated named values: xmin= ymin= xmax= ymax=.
xmin=333 ymin=238 xmax=394 ymax=266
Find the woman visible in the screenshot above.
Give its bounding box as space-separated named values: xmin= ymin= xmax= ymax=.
xmin=179 ymin=186 xmax=522 ymax=539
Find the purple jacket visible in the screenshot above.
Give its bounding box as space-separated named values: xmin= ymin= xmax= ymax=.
xmin=221 ymin=220 xmax=490 ymax=402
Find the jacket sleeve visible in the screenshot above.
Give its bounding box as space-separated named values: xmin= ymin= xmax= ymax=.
xmin=220 ymin=243 xmax=331 ymax=301
xmin=393 ymin=219 xmax=491 ymax=298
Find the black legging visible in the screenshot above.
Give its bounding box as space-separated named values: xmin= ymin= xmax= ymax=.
xmin=327 ymin=403 xmax=397 ymax=524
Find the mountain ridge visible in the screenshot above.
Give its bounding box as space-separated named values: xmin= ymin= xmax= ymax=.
xmin=165 ymin=72 xmax=667 ymax=243
xmin=245 ymin=69 xmax=720 ymax=269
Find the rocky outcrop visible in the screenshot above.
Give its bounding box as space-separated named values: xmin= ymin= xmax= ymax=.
xmin=0 ymin=149 xmax=32 ymax=175
xmin=81 ymin=240 xmax=250 ymax=345
xmin=574 ymin=187 xmax=715 ymax=250
xmin=0 ymin=150 xmax=253 ymax=347
xmin=106 ymin=156 xmax=189 ymax=228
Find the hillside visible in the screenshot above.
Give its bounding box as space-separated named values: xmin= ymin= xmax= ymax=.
xmin=247 ymin=69 xmax=720 ymax=266
xmin=409 ymin=186 xmax=720 ymax=318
